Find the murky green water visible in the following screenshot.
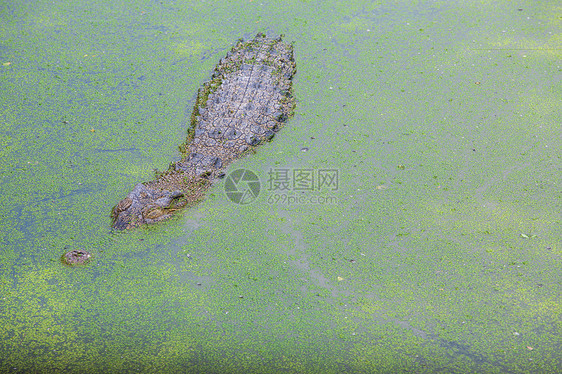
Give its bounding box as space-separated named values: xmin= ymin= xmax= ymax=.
xmin=1 ymin=0 xmax=560 ymax=372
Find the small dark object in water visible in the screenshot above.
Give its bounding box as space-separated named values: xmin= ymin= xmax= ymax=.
xmin=61 ymin=250 xmax=92 ymax=266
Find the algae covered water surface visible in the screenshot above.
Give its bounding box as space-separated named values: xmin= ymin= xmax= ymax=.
xmin=1 ymin=0 xmax=560 ymax=372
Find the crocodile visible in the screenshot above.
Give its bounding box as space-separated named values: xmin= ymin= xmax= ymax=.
xmin=111 ymin=33 xmax=296 ymax=229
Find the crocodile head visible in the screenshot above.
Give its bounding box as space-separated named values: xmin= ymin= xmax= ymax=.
xmin=112 ymin=183 xmax=185 ymax=230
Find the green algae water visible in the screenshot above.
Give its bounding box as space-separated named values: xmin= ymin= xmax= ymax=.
xmin=1 ymin=0 xmax=560 ymax=372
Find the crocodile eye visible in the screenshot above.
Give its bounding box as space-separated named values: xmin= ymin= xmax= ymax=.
xmin=117 ymin=197 xmax=132 ymax=212
xmin=145 ymin=208 xmax=164 ymax=220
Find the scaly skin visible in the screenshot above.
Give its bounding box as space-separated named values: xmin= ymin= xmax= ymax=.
xmin=112 ymin=33 xmax=296 ymax=229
